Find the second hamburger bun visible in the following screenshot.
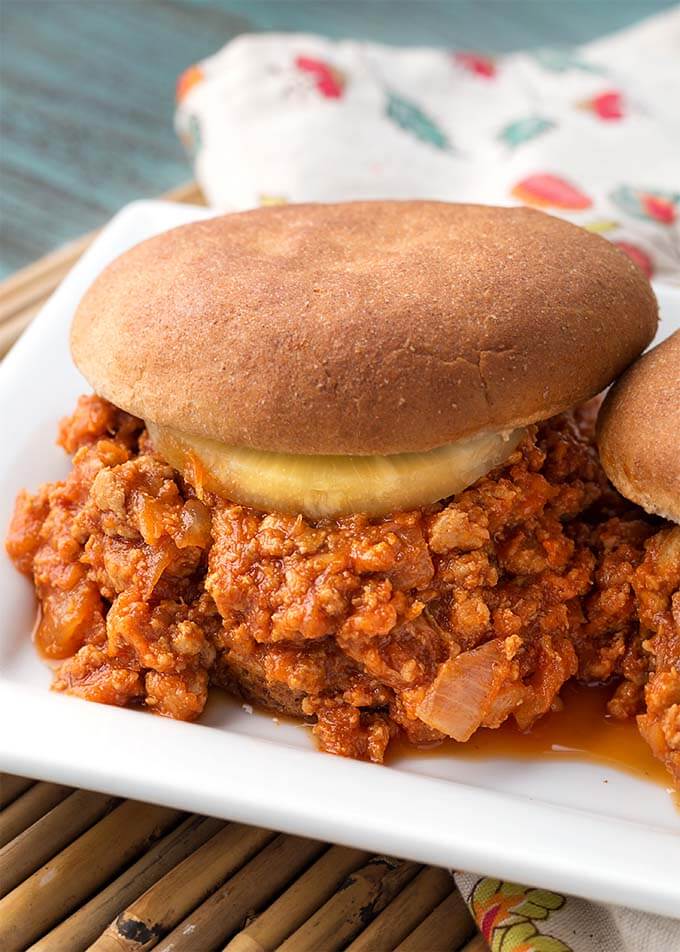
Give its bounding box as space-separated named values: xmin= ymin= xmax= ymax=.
xmin=598 ymin=331 xmax=680 ymax=524
xmin=71 ymin=201 xmax=657 ymax=456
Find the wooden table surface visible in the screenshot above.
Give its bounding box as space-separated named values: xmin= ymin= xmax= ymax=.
xmin=1 ymin=0 xmax=675 ymax=278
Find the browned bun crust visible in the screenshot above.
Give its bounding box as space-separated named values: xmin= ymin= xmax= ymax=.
xmin=598 ymin=331 xmax=680 ymax=524
xmin=72 ymin=201 xmax=657 ymax=455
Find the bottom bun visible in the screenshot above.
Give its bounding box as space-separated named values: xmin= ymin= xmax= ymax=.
xmin=212 ymin=653 xmax=307 ymax=719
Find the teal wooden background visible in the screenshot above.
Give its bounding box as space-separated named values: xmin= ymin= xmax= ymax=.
xmin=1 ymin=0 xmax=676 ymax=277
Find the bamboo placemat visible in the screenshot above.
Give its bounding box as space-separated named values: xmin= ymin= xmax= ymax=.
xmin=0 ymin=772 xmax=481 ymax=951
xmin=0 ymin=187 xmax=487 ymax=950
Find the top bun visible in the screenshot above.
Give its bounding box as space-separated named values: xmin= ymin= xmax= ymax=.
xmin=72 ymin=201 xmax=657 ymax=455
xmin=598 ymin=331 xmax=680 ymax=524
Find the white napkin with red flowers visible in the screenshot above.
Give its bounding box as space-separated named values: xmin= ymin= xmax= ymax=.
xmin=175 ymin=8 xmax=680 ymax=284
xmin=175 ymin=8 xmax=680 ymax=947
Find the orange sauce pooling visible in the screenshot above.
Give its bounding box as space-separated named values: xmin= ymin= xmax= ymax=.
xmin=391 ymin=682 xmax=675 ymax=799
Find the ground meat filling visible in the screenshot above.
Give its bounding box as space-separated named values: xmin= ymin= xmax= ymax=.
xmin=6 ymin=394 xmax=677 ymax=772
xmin=634 ymin=527 xmax=680 ymax=787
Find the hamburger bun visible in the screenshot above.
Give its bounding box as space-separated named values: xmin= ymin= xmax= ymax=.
xmin=71 ymin=201 xmax=657 ymax=457
xmin=213 ymin=653 xmax=306 ymax=719
xmin=598 ymin=331 xmax=680 ymax=523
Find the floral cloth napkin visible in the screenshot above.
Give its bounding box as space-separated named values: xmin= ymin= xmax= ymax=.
xmin=175 ymin=9 xmax=680 ymax=949
xmin=452 ymin=874 xmax=680 ymax=950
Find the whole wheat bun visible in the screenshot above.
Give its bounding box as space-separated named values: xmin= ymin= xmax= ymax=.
xmin=598 ymin=331 xmax=680 ymax=524
xmin=212 ymin=652 xmax=306 ymax=719
xmin=71 ymin=201 xmax=658 ymax=455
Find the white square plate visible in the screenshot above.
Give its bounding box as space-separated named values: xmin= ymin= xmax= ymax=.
xmin=2 ymin=201 xmax=679 ymax=918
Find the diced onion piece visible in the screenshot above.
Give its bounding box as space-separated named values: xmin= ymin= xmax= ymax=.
xmin=417 ymin=639 xmax=515 ymax=741
xmin=483 ymin=681 xmax=528 ymax=729
xmin=176 ymin=498 xmax=212 ymax=549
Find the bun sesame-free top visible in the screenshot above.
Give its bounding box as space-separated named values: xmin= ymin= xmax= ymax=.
xmin=71 ymin=201 xmax=657 ymax=456
xmin=598 ymin=331 xmax=680 ymax=524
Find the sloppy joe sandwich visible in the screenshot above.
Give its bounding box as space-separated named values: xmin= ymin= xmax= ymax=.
xmin=7 ymin=200 xmax=666 ymax=766
xmin=598 ymin=331 xmax=680 ymax=787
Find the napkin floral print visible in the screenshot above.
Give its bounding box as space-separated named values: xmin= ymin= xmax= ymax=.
xmin=510 ymin=174 xmax=592 ymax=210
xmin=384 ymin=91 xmax=452 ymax=152
xmin=294 ymin=55 xmax=346 ymax=98
xmin=468 ymin=878 xmax=571 ymax=952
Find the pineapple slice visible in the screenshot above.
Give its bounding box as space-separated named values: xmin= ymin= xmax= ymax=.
xmin=147 ymin=422 xmax=526 ymax=518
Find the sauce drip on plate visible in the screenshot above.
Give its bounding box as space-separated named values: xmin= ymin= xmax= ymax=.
xmin=390 ymin=682 xmax=676 ymax=801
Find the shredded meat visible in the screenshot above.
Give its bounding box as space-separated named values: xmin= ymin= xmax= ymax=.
xmin=6 ymin=394 xmax=678 ymax=779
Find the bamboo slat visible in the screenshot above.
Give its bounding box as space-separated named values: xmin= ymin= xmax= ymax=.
xmin=0 ymin=230 xmax=97 ymax=312
xmin=31 ymin=815 xmax=225 ymax=952
xmin=91 ymin=822 xmax=275 ymax=952
xmin=346 ymin=865 xmax=455 ymax=952
xmin=0 ymin=780 xmax=72 ymax=848
xmin=396 ymin=891 xmax=477 ymax=952
xmin=224 ymin=844 xmax=371 ymax=952
xmin=0 ymin=774 xmax=34 ymax=808
xmin=0 ymin=801 xmax=182 ymax=950
xmin=278 ymin=856 xmax=421 ymax=952
xmin=156 ymin=833 xmax=326 ymax=952
xmin=0 ymin=179 xmax=204 ymax=358
xmin=0 ymin=789 xmax=118 ymax=898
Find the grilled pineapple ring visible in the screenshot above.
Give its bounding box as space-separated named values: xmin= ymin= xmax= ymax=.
xmin=148 ymin=422 xmax=526 ymax=518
